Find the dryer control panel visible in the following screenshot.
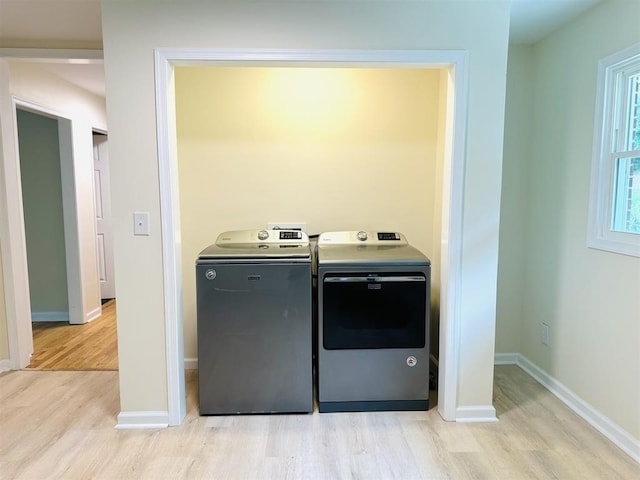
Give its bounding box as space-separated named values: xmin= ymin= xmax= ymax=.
xmin=318 ymin=231 xmax=408 ymax=246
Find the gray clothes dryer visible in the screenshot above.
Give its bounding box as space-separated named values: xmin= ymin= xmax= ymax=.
xmin=196 ymin=229 xmax=313 ymax=415
xmin=316 ymin=231 xmax=430 ymax=413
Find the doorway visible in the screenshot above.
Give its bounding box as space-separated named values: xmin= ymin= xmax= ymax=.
xmin=0 ymin=55 xmax=112 ymax=376
xmin=154 ymin=48 xmax=469 ymax=425
xmin=16 ymin=109 xmax=69 ymax=323
xmin=14 ymin=107 xmax=117 ymax=371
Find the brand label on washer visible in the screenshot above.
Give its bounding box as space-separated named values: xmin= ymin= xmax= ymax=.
xmin=205 ymin=269 xmax=217 ymax=280
xmin=406 ymin=356 xmax=417 ymax=367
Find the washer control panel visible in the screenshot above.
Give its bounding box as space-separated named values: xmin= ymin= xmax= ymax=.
xmin=216 ymin=229 xmax=308 ymax=246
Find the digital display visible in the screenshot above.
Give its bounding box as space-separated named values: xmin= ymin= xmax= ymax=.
xmin=377 ymin=232 xmax=401 ymax=241
xmin=279 ymin=231 xmax=302 ymax=240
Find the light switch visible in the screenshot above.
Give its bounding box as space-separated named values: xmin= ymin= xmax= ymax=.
xmin=134 ymin=212 xmax=150 ymax=236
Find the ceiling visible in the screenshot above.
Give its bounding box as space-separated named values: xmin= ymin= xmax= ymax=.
xmin=0 ymin=0 xmax=601 ymax=99
xmin=510 ymin=0 xmax=601 ymax=44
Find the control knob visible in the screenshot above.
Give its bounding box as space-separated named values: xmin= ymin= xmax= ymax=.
xmin=357 ymin=231 xmax=368 ymax=242
xmin=257 ymin=230 xmax=269 ymax=241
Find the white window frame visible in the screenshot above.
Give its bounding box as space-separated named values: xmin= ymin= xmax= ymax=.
xmin=588 ymin=42 xmax=640 ymax=257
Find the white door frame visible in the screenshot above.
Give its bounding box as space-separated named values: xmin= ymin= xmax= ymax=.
xmin=0 ymin=61 xmax=32 ymax=368
xmin=4 ymin=99 xmax=95 ymax=365
xmin=16 ymin=100 xmax=88 ymax=323
xmin=154 ymin=48 xmax=469 ymax=426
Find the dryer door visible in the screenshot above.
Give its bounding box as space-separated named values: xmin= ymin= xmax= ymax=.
xmin=322 ymin=273 xmax=427 ymax=350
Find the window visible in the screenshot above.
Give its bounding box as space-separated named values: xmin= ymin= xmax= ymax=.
xmin=588 ymin=43 xmax=640 ymax=257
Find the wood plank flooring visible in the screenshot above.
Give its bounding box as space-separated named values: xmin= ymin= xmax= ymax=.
xmin=0 ymin=365 xmax=638 ymax=479
xmin=26 ymin=299 xmax=118 ymax=371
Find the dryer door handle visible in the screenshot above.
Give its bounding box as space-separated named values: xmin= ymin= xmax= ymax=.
xmin=324 ymin=276 xmax=425 ymax=283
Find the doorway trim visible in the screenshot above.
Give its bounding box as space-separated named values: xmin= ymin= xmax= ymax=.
xmin=154 ymin=48 xmax=468 ymax=425
xmin=15 ymin=100 xmax=82 ymax=325
xmin=0 ymin=63 xmax=32 ymax=368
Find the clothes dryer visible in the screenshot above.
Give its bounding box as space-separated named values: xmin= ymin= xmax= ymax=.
xmin=316 ymin=231 xmax=430 ymax=412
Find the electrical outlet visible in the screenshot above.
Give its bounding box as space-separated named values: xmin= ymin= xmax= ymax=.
xmin=267 ymin=222 xmax=307 ymax=232
xmin=541 ymin=323 xmax=550 ymax=346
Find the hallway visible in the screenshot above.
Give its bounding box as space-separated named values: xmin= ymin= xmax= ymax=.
xmin=26 ymin=299 xmax=117 ymax=370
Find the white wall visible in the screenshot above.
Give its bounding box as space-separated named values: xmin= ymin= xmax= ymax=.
xmin=8 ymin=62 xmax=107 ymax=126
xmin=176 ymin=66 xmax=444 ymax=361
xmin=0 ymin=59 xmax=107 ymax=365
xmin=102 ymin=0 xmax=509 ymax=418
xmin=497 ymin=0 xmax=640 ymax=440
xmin=496 ymin=44 xmax=533 ymax=354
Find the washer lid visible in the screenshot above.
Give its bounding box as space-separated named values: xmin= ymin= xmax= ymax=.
xmin=198 ymin=229 xmax=311 ymax=260
xmin=317 ymin=231 xmax=430 ymax=265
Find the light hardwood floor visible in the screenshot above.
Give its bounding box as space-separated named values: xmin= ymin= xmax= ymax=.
xmin=0 ymin=365 xmax=637 ymax=479
xmin=27 ymin=299 xmax=118 ymax=371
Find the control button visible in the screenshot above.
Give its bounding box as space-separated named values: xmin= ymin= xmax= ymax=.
xmin=357 ymin=231 xmax=368 ymax=241
xmin=205 ymin=269 xmax=217 ymax=280
xmin=257 ymin=230 xmax=269 ymax=240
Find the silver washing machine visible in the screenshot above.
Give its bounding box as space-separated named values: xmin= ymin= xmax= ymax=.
xmin=316 ymin=231 xmax=430 ymax=413
xmin=196 ymin=229 xmax=313 ymax=414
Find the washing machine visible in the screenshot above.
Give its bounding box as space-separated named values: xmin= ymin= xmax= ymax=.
xmin=316 ymin=230 xmax=430 ymax=413
xmin=196 ymin=229 xmax=313 ymax=415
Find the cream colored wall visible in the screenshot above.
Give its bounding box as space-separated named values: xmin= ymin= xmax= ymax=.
xmin=0 ymin=244 xmax=8 ymax=362
xmin=101 ymin=0 xmax=509 ymax=416
xmin=176 ymin=66 xmax=443 ymax=360
xmin=429 ymin=68 xmax=449 ymax=362
xmin=497 ymin=0 xmax=640 ymax=439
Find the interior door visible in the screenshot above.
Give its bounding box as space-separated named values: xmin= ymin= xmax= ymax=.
xmin=93 ymin=133 xmax=116 ymax=299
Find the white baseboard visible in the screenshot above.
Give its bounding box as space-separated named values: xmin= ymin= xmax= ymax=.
xmin=494 ymin=352 xmax=520 ymax=365
xmin=0 ymin=359 xmax=11 ymax=373
xmin=115 ymin=411 xmax=169 ymax=429
xmin=184 ymin=357 xmax=198 ymax=370
xmin=31 ymin=311 xmax=69 ymax=322
xmin=86 ymin=306 xmax=102 ymax=322
xmin=456 ymin=405 xmax=498 ymax=423
xmin=495 ymin=352 xmax=640 ymax=463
